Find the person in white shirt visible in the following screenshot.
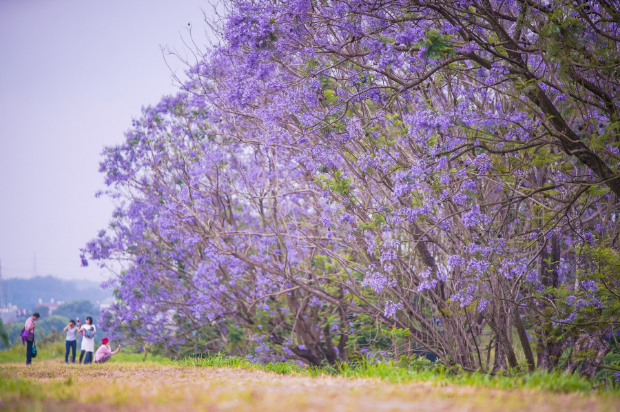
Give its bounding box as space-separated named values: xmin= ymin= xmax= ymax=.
xmin=63 ymin=320 xmax=78 ymax=364
xmin=77 ymin=316 xmax=96 ymax=365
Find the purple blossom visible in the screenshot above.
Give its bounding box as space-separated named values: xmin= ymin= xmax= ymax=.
xmin=462 ymin=179 xmax=476 ymax=191
xmin=384 ymin=300 xmax=403 ymax=318
xmin=473 ymin=153 xmax=492 ymax=174
xmin=452 ymin=191 xmax=467 ymax=205
xmin=462 ymin=205 xmax=481 ymax=227
xmin=448 ymin=255 xmax=465 ymax=267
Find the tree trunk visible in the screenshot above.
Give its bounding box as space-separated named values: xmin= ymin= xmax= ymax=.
xmin=486 ymin=310 xmax=517 ymax=371
xmin=513 ymin=309 xmax=535 ymax=371
xmin=581 ymin=340 xmax=609 ymax=379
xmin=492 ymin=335 xmax=507 ymax=373
xmin=534 ymin=236 xmax=565 ymax=371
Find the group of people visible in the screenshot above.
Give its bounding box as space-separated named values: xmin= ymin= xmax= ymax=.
xmin=22 ymin=312 xmax=121 ymax=366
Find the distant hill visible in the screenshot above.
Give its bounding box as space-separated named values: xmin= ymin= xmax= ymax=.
xmin=1 ymin=276 xmax=113 ymax=310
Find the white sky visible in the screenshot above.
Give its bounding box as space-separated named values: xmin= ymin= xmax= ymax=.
xmin=0 ymin=0 xmax=213 ymax=281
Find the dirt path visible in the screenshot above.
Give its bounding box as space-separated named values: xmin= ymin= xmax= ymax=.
xmin=1 ymin=361 xmax=617 ymax=412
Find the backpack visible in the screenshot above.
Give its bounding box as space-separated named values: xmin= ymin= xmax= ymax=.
xmin=83 ymin=327 xmax=95 ymax=339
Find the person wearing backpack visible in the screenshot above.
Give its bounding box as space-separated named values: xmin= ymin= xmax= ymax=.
xmin=77 ymin=317 xmax=96 ymax=364
xmin=22 ymin=312 xmax=40 ymax=366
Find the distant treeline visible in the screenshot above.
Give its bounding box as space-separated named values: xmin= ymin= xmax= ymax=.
xmin=1 ymin=276 xmax=112 ymax=310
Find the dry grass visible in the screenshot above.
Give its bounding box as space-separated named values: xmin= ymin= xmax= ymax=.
xmin=1 ymin=360 xmax=619 ymax=412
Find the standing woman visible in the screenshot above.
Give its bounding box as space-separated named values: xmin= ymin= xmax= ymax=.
xmin=63 ymin=320 xmax=78 ymax=364
xmin=77 ymin=317 xmax=96 ymax=364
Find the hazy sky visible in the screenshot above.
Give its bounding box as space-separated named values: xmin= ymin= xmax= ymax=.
xmin=0 ymin=0 xmax=212 ymax=282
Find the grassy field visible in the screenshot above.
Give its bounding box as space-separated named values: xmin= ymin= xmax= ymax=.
xmin=1 ymin=341 xmax=620 ymax=411
xmin=0 ymin=339 xmax=169 ymax=365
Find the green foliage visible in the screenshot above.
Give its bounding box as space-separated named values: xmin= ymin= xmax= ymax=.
xmin=0 ymin=319 xmax=9 ymax=347
xmin=53 ymin=300 xmax=100 ymax=324
xmin=34 ymin=316 xmax=70 ymax=335
xmin=553 ymin=245 xmax=620 ymax=338
xmin=419 ymin=30 xmax=454 ymax=59
xmin=5 ymin=322 xmax=26 ymax=348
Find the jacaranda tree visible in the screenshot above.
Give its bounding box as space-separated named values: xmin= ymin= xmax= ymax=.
xmin=84 ymin=0 xmax=620 ymax=377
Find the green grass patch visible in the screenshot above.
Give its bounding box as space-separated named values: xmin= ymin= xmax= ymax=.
xmin=332 ymin=358 xmax=597 ymax=394
xmin=0 ymin=339 xmax=65 ymax=364
xmin=109 ymin=351 xmax=169 ymax=364
xmin=175 ymin=353 xmax=321 ymax=376
xmin=173 ymin=354 xmax=616 ymax=395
